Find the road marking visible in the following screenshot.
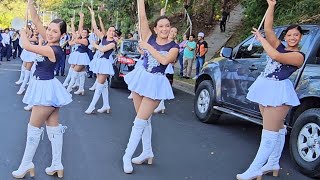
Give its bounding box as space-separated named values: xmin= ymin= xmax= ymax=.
xmin=0 ymin=68 xmax=20 ymax=72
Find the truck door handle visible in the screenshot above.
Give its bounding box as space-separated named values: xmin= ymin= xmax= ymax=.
xmin=249 ymin=65 xmax=258 ymax=71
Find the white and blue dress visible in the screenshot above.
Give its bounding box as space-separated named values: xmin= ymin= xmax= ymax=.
xmin=89 ymin=37 xmax=116 ymax=75
xmin=68 ymin=39 xmax=91 ymax=65
xmin=124 ymin=35 xmax=179 ymax=100
xmin=246 ymin=43 xmax=305 ymax=107
xmin=23 ymin=46 xmax=72 ymax=107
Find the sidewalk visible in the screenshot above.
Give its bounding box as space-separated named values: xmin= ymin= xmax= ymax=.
xmin=173 ymin=4 xmax=244 ymax=95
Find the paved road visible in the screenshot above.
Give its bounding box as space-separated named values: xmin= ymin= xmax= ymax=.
xmin=0 ymin=59 xmax=312 ymax=180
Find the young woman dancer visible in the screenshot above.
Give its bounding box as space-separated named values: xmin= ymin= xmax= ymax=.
xmin=154 ymin=27 xmax=178 ymax=113
xmin=62 ymin=25 xmax=79 ymax=88
xmin=12 ymin=1 xmax=72 ymax=178
xmin=122 ymin=0 xmax=179 ymax=174
xmin=85 ymin=7 xmax=116 ymax=114
xmin=236 ymin=0 xmax=304 ymax=180
xmin=88 ymin=14 xmax=105 ymax=91
xmin=17 ymin=28 xmax=39 ymax=95
xmin=66 ymin=12 xmax=91 ymax=95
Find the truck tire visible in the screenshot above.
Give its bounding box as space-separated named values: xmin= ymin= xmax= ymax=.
xmin=194 ymin=80 xmax=221 ymax=123
xmin=289 ymin=108 xmax=320 ymax=178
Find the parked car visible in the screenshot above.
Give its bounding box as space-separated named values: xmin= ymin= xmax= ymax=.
xmin=110 ymin=39 xmax=141 ymax=88
xmin=194 ymin=25 xmax=320 ymax=178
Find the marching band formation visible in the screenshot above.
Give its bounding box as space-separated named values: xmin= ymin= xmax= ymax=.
xmin=6 ymin=0 xmax=304 ymax=179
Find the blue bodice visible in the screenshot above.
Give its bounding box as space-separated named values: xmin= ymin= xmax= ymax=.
xmin=76 ymin=38 xmax=89 ymax=53
xmin=262 ymin=43 xmax=305 ymax=80
xmin=100 ymin=37 xmax=116 ymax=59
xmin=142 ymin=35 xmax=179 ymax=74
xmin=33 ymin=46 xmax=63 ymax=80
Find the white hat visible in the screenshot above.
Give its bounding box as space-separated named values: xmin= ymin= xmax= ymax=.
xmin=198 ymin=32 xmax=204 ymax=37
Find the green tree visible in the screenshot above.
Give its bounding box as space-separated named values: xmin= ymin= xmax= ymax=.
xmin=0 ymin=0 xmax=27 ymax=28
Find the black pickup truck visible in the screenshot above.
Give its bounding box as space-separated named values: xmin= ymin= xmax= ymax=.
xmin=194 ymin=25 xmax=320 ymax=178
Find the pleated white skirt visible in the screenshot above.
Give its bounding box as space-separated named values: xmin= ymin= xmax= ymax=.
xmin=89 ymin=57 xmax=115 ymax=75
xmin=23 ymin=77 xmax=72 ymax=107
xmin=124 ymin=66 xmax=174 ymax=100
xmin=246 ymin=76 xmax=300 ymax=107
xmin=68 ymin=51 xmax=90 ymax=65
xmin=20 ymin=50 xmax=36 ymax=62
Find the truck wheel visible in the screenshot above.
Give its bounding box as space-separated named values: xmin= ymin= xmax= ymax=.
xmin=194 ymin=80 xmax=221 ymax=123
xmin=290 ymin=108 xmax=320 ymax=178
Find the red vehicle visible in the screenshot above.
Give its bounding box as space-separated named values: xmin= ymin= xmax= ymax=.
xmin=110 ymin=39 xmax=141 ymax=88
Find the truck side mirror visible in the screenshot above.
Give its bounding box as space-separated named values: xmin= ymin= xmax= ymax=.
xmin=220 ymin=47 xmax=233 ymax=59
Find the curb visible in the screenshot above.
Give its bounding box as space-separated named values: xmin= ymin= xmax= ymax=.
xmin=172 ymin=79 xmax=195 ymax=96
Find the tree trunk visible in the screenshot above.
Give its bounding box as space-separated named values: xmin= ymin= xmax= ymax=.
xmin=207 ymin=1 xmax=215 ymax=25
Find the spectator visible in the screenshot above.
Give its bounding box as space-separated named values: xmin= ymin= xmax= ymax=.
xmin=193 ymin=32 xmax=208 ymax=79
xmin=0 ymin=31 xmax=3 ymax=62
xmin=12 ymin=30 xmax=22 ymax=59
xmin=1 ymin=28 xmax=12 ymax=61
xmin=220 ymin=8 xmax=228 ymax=32
xmin=178 ymin=34 xmax=188 ymax=77
xmin=183 ymin=34 xmax=196 ymax=79
xmin=127 ymin=33 xmax=134 ymax=40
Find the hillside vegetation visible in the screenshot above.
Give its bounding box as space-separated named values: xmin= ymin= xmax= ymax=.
xmin=226 ymin=0 xmax=320 ymax=46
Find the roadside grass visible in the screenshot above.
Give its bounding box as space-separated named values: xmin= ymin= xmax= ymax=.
xmin=173 ymin=73 xmax=196 ymax=85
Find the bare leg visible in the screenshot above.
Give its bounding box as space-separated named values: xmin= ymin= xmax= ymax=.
xmin=263 ymin=105 xmax=289 ymax=131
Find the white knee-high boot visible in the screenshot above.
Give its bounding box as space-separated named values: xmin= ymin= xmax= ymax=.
xmin=154 ymin=100 xmax=165 ymax=113
xmin=97 ymin=84 xmax=110 ymax=113
xmin=123 ymin=118 xmax=148 ymax=174
xmin=128 ymin=92 xmax=133 ymax=99
xmin=89 ymin=79 xmax=98 ymax=91
xmin=45 ymin=124 xmax=67 ymax=178
xmin=12 ymin=124 xmax=44 ymax=178
xmin=72 ymin=76 xmax=80 ymax=88
xmin=66 ymin=70 xmax=79 ymax=92
xmin=62 ymin=67 xmax=73 ymax=87
xmin=74 ymin=71 xmax=86 ymax=95
xmin=85 ymin=83 xmax=104 ymax=114
xmin=261 ymin=126 xmax=287 ymax=176
xmin=236 ymin=129 xmax=279 ymax=180
xmin=132 ymin=116 xmax=154 ymax=165
xmin=17 ymin=70 xmax=31 ymax=95
xmin=15 ymin=65 xmax=25 ymax=85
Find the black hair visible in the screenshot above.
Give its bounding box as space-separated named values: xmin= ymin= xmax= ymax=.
xmin=50 ymin=19 xmax=67 ymax=34
xmin=115 ymin=29 xmax=122 ymax=37
xmin=83 ymin=28 xmax=90 ymax=33
xmin=189 ymin=34 xmax=195 ymax=38
xmin=153 ymin=16 xmax=170 ymax=28
xmin=285 ymin=24 xmax=303 ymax=35
xmin=4 ymin=28 xmax=9 ymax=32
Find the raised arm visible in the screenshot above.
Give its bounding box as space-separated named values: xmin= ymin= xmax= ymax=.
xmin=92 ymin=41 xmax=115 ymax=53
xmin=137 ymin=0 xmax=152 ymax=41
xmin=88 ymin=7 xmax=104 ymax=39
xmin=74 ymin=38 xmax=88 ymax=46
xmin=98 ymin=14 xmax=106 ymax=35
xmin=252 ymin=28 xmax=304 ymax=67
xmin=20 ymin=29 xmax=56 ymax=62
xmin=139 ymin=41 xmax=179 ymax=65
xmin=28 ymin=0 xmax=47 ymax=41
xmin=78 ymin=12 xmax=84 ymax=34
xmin=264 ymin=0 xmax=280 ymax=48
xmin=70 ymin=18 xmax=76 ymax=36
